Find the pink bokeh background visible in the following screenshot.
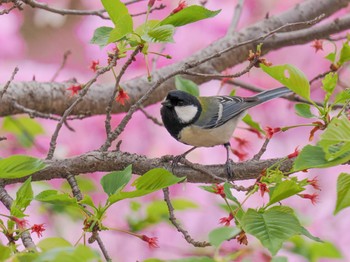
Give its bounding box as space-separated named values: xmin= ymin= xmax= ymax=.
xmin=1 ymin=0 xmax=349 ymax=261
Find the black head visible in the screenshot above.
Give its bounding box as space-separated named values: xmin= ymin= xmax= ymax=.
xmin=160 ymin=90 xmax=202 ymax=140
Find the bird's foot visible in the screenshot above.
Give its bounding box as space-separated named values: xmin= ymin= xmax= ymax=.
xmin=225 ymin=158 xmax=234 ymax=179
xmin=171 ymin=154 xmax=185 ymax=173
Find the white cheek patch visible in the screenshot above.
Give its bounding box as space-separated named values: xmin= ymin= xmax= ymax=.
xmin=174 ymin=105 xmax=198 ymax=124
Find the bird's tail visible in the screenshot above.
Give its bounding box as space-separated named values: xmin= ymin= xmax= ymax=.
xmin=253 ymin=86 xmax=292 ymax=103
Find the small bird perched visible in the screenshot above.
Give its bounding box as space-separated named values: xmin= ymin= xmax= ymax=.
xmin=160 ymin=86 xmax=292 ymax=178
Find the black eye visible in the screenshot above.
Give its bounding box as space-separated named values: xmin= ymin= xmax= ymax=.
xmin=177 ymin=101 xmax=184 ymax=106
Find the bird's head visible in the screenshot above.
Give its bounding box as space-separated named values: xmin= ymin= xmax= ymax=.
xmin=160 ymin=90 xmax=202 ymax=139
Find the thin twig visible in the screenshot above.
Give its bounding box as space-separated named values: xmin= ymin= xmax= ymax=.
xmin=0 ymin=0 xmax=22 ymax=14
xmin=309 ymin=70 xmax=332 ymax=85
xmin=1 ymin=66 xmax=18 ymax=99
xmin=94 ymin=234 xmax=112 ymax=262
xmin=51 ymin=50 xmax=71 ymax=82
xmin=252 ymin=139 xmax=270 ymax=161
xmin=46 ymin=53 xmax=119 ymax=160
xmin=227 ymin=0 xmax=245 ymax=35
xmin=12 ymin=100 xmax=61 ymax=121
xmin=0 ymin=137 xmax=7 ymax=141
xmin=184 ymin=56 xmax=258 ymax=79
xmin=131 ymin=4 xmax=166 ymax=17
xmin=0 ymin=186 xmax=37 ymax=250
xmin=104 ymin=46 xmax=142 ymax=138
xmin=163 ymin=187 xmax=211 ymax=247
xmin=139 ymin=107 xmax=163 ymax=126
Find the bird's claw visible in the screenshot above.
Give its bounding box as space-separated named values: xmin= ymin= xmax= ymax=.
xmin=225 ymin=158 xmax=234 ymax=179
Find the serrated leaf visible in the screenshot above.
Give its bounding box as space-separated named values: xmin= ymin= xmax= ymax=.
xmin=241 ymin=206 xmax=302 ymax=255
xmin=268 ymin=180 xmax=304 ymax=206
xmin=0 ymin=155 xmax=46 ymax=179
xmin=160 ymin=6 xmax=220 ymax=27
xmin=142 ymin=24 xmax=175 ymax=43
xmin=11 ymin=177 xmax=33 ymax=217
xmin=338 ymin=41 xmax=350 ymax=65
xmin=101 ymin=0 xmax=133 ymax=43
xmin=35 ymin=190 xmax=79 ymax=207
xmin=175 ymin=76 xmax=199 ymax=96
xmin=90 ymin=26 xmax=113 ymax=47
xmin=261 ymin=64 xmax=310 ymax=101
xmin=295 ymin=104 xmax=315 ymax=118
xmin=100 ymin=165 xmax=132 ymax=196
xmin=242 ymin=114 xmax=264 ymax=133
xmin=318 ymin=117 xmax=350 ymax=161
xmin=334 ymin=173 xmax=350 ymax=215
xmin=208 ymin=227 xmax=241 ymax=248
xmin=293 ymin=145 xmax=350 ymax=171
xmin=108 ymin=168 xmax=185 ymax=204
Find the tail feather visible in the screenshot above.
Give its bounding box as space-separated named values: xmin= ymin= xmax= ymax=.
xmin=253 ymin=87 xmax=292 ymax=103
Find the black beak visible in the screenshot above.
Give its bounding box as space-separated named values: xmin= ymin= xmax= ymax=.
xmin=161 ymin=99 xmax=172 ymax=107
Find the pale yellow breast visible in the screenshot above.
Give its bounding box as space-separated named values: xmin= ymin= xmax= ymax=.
xmin=178 ymin=117 xmax=242 ymax=147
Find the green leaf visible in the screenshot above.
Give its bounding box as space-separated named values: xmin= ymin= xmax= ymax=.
xmin=35 ymin=190 xmax=80 ymax=207
xmin=334 ymin=88 xmax=350 ymax=104
xmin=108 ymin=168 xmax=185 ymax=204
xmin=80 ymin=195 xmax=96 ymax=209
xmin=321 ymin=72 xmax=338 ymax=95
xmin=271 ymin=257 xmax=288 ymax=262
xmin=132 ymin=168 xmax=184 ymax=191
xmin=208 ymin=227 xmax=241 ymax=248
xmin=223 ymin=182 xmax=240 ymax=205
xmin=268 ymin=180 xmax=304 ymax=206
xmin=325 ymin=52 xmax=336 ymax=63
xmin=334 ymin=173 xmax=350 ymax=215
xmin=170 ymin=257 xmax=215 ymax=262
xmin=142 ymin=24 xmax=175 ymax=43
xmin=160 ymin=6 xmax=220 ymax=27
xmin=175 ymin=76 xmax=199 ymax=96
xmin=0 ymin=245 xmax=11 ymax=261
xmin=101 ymin=0 xmax=133 ymax=43
xmin=0 ymin=155 xmax=46 ymax=179
xmin=11 ymin=177 xmax=33 ymax=217
xmin=301 ymin=227 xmax=323 ymax=242
xmin=38 ymin=237 xmax=72 ymax=252
xmin=241 ymin=206 xmax=302 ymax=255
xmin=135 ymin=20 xmax=160 ymax=36
xmin=309 ymin=241 xmax=342 ymax=262
xmin=90 ymin=26 xmax=113 ymax=47
xmin=242 ymin=113 xmax=264 ymax=133
xmin=293 ymin=145 xmax=350 ymax=171
xmin=338 ymin=41 xmax=350 ymax=65
xmin=261 ymin=64 xmax=310 ymax=101
xmin=100 ymin=165 xmax=132 ymax=196
xmin=3 ymin=117 xmax=45 ymax=147
xmin=294 ymin=104 xmax=314 ymax=118
xmin=318 ymin=117 xmax=350 ymax=161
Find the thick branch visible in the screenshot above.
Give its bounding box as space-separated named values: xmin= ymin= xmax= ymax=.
xmin=0 ymin=150 xmax=294 ymax=186
xmin=0 ymin=0 xmax=349 ymax=117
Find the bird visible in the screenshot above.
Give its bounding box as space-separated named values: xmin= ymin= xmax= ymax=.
xmin=160 ymin=86 xmax=292 ymax=178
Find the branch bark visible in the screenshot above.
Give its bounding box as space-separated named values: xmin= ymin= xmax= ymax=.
xmin=0 ymin=0 xmax=349 ymax=117
xmin=0 ymin=150 xmax=294 ymax=186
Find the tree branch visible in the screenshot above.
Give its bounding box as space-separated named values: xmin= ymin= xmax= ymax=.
xmin=0 ymin=150 xmax=294 ymax=186
xmin=1 ymin=0 xmax=349 ymax=117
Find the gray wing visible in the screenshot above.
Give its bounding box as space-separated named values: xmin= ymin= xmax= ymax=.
xmin=195 ymin=96 xmax=254 ymax=129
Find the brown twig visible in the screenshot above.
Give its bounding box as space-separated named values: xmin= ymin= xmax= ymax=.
xmin=0 ymin=0 xmax=22 ymax=14
xmin=0 ymin=137 xmax=7 ymax=141
xmin=46 ymin=53 xmax=119 ymax=160
xmin=227 ymin=0 xmax=245 ymax=35
xmin=1 ymin=66 xmax=18 ymax=99
xmin=104 ymin=46 xmax=142 ymax=137
xmin=131 ymin=4 xmax=166 ymax=17
xmin=163 ymin=187 xmax=211 ymax=247
xmin=139 ymin=107 xmax=163 ymax=126
xmin=50 ymin=50 xmax=71 ymax=82
xmin=252 ymin=138 xmax=270 ymax=161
